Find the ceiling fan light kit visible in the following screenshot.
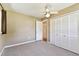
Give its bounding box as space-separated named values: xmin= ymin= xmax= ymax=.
xmin=45 ymin=13 xmax=50 ymax=17
xmin=43 ymin=4 xmax=58 ymax=18
xmin=46 ymin=8 xmax=50 ymax=12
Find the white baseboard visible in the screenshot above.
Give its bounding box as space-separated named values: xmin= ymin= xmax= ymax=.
xmin=0 ymin=47 xmax=5 ymax=56
xmin=5 ymin=40 xmax=39 ymax=48
xmin=0 ymin=40 xmax=40 ymax=56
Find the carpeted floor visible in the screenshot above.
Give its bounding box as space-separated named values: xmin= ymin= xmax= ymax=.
xmin=1 ymin=41 xmax=79 ymax=56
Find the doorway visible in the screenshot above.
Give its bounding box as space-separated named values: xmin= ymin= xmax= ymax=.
xmin=43 ymin=20 xmax=48 ymax=41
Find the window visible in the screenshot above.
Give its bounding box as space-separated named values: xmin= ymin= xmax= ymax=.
xmin=1 ymin=9 xmax=7 ymax=34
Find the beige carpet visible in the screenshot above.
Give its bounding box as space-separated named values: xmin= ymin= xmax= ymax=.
xmin=1 ymin=41 xmax=79 ymax=56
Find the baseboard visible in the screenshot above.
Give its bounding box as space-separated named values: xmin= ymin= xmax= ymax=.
xmin=49 ymin=42 xmax=79 ymax=55
xmin=0 ymin=40 xmax=40 ymax=56
xmin=5 ymin=40 xmax=39 ymax=48
xmin=0 ymin=47 xmax=5 ymax=56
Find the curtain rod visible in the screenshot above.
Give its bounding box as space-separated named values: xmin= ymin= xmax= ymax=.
xmin=0 ymin=3 xmax=4 ymax=10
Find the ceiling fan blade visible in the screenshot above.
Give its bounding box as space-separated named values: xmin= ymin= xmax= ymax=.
xmin=50 ymin=11 xmax=58 ymax=14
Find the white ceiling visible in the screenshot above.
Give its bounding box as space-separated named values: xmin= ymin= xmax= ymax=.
xmin=2 ymin=3 xmax=74 ymax=18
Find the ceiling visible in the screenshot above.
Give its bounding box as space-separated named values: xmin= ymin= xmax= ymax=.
xmin=2 ymin=3 xmax=74 ymax=18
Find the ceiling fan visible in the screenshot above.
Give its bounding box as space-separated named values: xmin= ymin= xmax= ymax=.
xmin=43 ymin=4 xmax=58 ymax=18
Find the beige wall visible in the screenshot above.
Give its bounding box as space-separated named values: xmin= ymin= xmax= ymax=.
xmin=0 ymin=8 xmax=4 ymax=55
xmin=0 ymin=35 xmax=3 ymax=55
xmin=2 ymin=11 xmax=36 ymax=46
xmin=0 ymin=10 xmax=1 ymax=33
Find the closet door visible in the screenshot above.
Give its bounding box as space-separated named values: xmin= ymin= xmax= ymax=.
xmin=60 ymin=15 xmax=69 ymax=49
xmin=50 ymin=18 xmax=55 ymax=44
xmin=54 ymin=17 xmax=62 ymax=47
xmin=68 ymin=11 xmax=79 ymax=53
xmin=50 ymin=10 xmax=79 ymax=54
xmin=50 ymin=17 xmax=64 ymax=47
xmin=50 ymin=18 xmax=61 ymax=45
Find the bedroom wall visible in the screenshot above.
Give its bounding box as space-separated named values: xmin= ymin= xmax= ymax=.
xmin=2 ymin=11 xmax=36 ymax=46
xmin=0 ymin=9 xmax=1 ymax=33
xmin=0 ymin=8 xmax=4 ymax=55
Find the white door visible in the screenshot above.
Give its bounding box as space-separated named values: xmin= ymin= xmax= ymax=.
xmin=36 ymin=21 xmax=42 ymax=40
xmin=60 ymin=15 xmax=69 ymax=49
xmin=50 ymin=10 xmax=79 ymax=54
xmin=54 ymin=18 xmax=62 ymax=47
xmin=50 ymin=18 xmax=55 ymax=44
xmin=68 ymin=11 xmax=79 ymax=53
